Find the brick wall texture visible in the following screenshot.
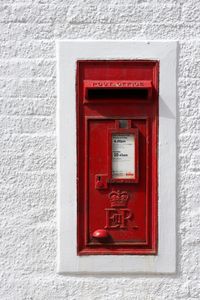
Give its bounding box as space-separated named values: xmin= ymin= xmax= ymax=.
xmin=0 ymin=0 xmax=200 ymax=299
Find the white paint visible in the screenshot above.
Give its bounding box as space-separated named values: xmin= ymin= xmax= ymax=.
xmin=1 ymin=1 xmax=200 ymax=298
xmin=57 ymin=40 xmax=177 ymax=274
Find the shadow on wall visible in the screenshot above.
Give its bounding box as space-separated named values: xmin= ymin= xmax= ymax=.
xmin=159 ymin=96 xmax=175 ymax=119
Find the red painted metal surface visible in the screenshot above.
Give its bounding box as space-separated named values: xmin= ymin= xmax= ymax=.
xmin=76 ymin=60 xmax=159 ymax=255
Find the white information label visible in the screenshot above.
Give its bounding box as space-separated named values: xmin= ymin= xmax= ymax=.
xmin=112 ymin=133 xmax=135 ymax=179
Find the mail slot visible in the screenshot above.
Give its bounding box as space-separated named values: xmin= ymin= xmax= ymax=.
xmin=77 ymin=60 xmax=159 ymax=255
xmin=84 ymin=80 xmax=152 ymax=101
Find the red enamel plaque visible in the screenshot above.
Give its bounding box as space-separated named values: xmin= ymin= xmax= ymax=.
xmin=77 ymin=60 xmax=159 ymax=255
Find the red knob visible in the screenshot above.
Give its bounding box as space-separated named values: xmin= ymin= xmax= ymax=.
xmin=92 ymin=229 xmax=109 ymax=239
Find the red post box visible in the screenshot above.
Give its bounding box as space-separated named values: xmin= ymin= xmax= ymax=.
xmin=77 ymin=60 xmax=159 ymax=255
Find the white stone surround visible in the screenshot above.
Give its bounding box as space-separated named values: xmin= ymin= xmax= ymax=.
xmin=57 ymin=40 xmax=177 ymax=274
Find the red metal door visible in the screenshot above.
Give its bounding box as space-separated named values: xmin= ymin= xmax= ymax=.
xmin=77 ymin=61 xmax=159 ymax=255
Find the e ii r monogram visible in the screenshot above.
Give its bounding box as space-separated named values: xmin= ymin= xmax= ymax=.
xmin=104 ymin=208 xmax=132 ymax=229
xmin=104 ymin=190 xmax=134 ymax=230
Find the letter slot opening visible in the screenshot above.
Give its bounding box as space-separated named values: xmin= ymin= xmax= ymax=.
xmin=84 ymin=80 xmax=152 ymax=102
xmin=87 ymin=88 xmax=149 ymax=100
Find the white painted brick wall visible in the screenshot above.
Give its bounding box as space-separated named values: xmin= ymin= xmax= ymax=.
xmin=0 ymin=0 xmax=200 ymax=299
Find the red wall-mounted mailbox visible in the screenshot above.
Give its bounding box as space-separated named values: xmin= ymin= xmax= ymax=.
xmin=77 ymin=60 xmax=159 ymax=255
